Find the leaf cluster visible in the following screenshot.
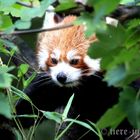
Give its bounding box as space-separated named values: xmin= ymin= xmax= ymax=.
xmin=1 ymin=0 xmax=140 ymax=139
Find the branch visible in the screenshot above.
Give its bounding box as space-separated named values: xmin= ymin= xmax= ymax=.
xmin=0 ymin=23 xmax=73 ymax=36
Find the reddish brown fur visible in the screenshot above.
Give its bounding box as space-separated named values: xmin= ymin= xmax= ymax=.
xmin=37 ymin=15 xmax=97 ymax=72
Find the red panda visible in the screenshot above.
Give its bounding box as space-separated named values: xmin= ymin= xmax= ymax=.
xmin=14 ymin=6 xmax=132 ymax=140
xmin=36 ymin=8 xmax=100 ymax=87
xmin=0 ymin=4 xmax=134 ymax=140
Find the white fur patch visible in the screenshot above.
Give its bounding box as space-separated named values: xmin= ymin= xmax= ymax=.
xmin=84 ymin=55 xmax=100 ymax=74
xmin=51 ymin=49 xmax=61 ymax=60
xmin=43 ymin=6 xmax=55 ymax=28
xmin=37 ymin=49 xmax=48 ymax=70
xmin=50 ymin=62 xmax=81 ymax=87
xmin=67 ymin=50 xmax=79 ymax=60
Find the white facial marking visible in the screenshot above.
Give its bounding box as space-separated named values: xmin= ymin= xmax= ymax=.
xmin=51 ymin=49 xmax=61 ymax=60
xmin=37 ymin=49 xmax=48 ymax=70
xmin=67 ymin=50 xmax=77 ymax=60
xmin=84 ymin=55 xmax=100 ymax=75
xmin=50 ymin=62 xmax=81 ymax=87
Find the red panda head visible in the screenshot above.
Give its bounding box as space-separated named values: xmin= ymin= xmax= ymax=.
xmin=36 ymin=15 xmax=100 ymax=87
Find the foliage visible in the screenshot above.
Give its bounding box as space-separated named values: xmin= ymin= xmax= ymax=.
xmin=1 ymin=0 xmax=140 ymax=139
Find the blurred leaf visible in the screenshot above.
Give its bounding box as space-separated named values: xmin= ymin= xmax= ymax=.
xmin=62 ymin=94 xmax=74 ymax=120
xmin=0 ymin=0 xmax=16 ymax=7
xmin=93 ymin=0 xmax=120 ymax=26
xmin=14 ymin=129 xmax=22 ymax=140
xmin=76 ymin=12 xmax=96 ymax=37
xmin=11 ymin=86 xmax=32 ymax=103
xmin=18 ymin=64 xmax=29 ymax=78
xmin=15 ymin=20 xmax=31 ymax=29
xmin=96 ymin=103 xmax=126 ymax=129
xmin=102 ymin=47 xmax=139 ymax=70
xmin=0 ymin=0 xmax=55 ymax=31
xmin=20 ymin=0 xmax=55 ymax=21
xmin=119 ymin=87 xmax=140 ymax=128
xmin=88 ymin=25 xmax=126 ymax=58
xmin=94 ymin=0 xmax=121 ymax=15
xmin=0 ymin=14 xmax=13 ymax=31
xmin=0 ymin=65 xmax=14 ymax=73
xmin=127 ymin=19 xmax=140 ymax=30
xmin=23 ymin=72 xmax=36 ymax=88
xmin=104 ymin=65 xmax=127 ymax=87
xmin=42 ymin=111 xmax=62 ymax=123
xmin=0 ymin=65 xmax=14 ymax=88
xmin=125 ymin=29 xmax=140 ymax=48
xmin=0 ymin=93 xmax=12 ymax=119
xmin=0 ymin=42 xmax=10 ymax=55
xmin=0 ymin=38 xmax=19 ymax=53
xmin=0 ymin=73 xmax=13 ymax=88
xmin=56 ymin=0 xmax=77 ymax=11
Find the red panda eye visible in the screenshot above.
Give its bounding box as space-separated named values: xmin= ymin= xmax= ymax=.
xmin=70 ymin=59 xmax=79 ymax=65
xmin=51 ymin=58 xmax=58 ymax=64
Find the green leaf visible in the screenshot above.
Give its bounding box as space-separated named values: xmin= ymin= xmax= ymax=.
xmin=11 ymin=86 xmax=32 ymax=103
xmin=0 ymin=65 xmax=14 ymax=88
xmin=62 ymin=94 xmax=74 ymax=120
xmin=119 ymin=87 xmax=140 ymax=128
xmin=23 ymin=72 xmax=36 ymax=88
xmin=15 ymin=20 xmax=31 ymax=29
xmin=0 ymin=93 xmax=12 ymax=119
xmin=20 ymin=0 xmax=55 ymax=21
xmin=0 ymin=73 xmax=13 ymax=88
xmin=88 ymin=25 xmax=126 ymax=59
xmin=18 ymin=64 xmax=29 ymax=78
xmin=89 ymin=121 xmax=103 ymax=140
xmin=0 ymin=42 xmax=10 ymax=55
xmin=96 ymin=104 xmax=126 ymax=129
xmin=56 ymin=0 xmax=77 ymax=12
xmin=0 ymin=0 xmax=16 ymax=7
xmin=92 ymin=0 xmax=120 ymax=27
xmin=66 ymin=118 xmax=99 ymax=136
xmin=102 ymin=47 xmax=139 ymax=70
xmin=104 ymin=65 xmax=127 ymax=86
xmin=76 ymin=13 xmax=96 ymax=37
xmin=127 ymin=19 xmax=140 ymax=30
xmin=0 ymin=65 xmax=14 ymax=73
xmin=42 ymin=111 xmax=62 ymax=123
xmin=125 ymin=29 xmax=140 ymax=48
xmin=0 ymin=38 xmax=19 ymax=53
xmin=94 ymin=0 xmax=121 ymax=16
xmin=0 ymin=14 xmax=13 ymax=31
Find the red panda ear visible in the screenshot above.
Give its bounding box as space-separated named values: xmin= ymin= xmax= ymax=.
xmin=43 ymin=6 xmax=63 ymax=28
xmin=54 ymin=14 xmax=63 ymax=23
xmin=88 ymin=34 xmax=98 ymax=44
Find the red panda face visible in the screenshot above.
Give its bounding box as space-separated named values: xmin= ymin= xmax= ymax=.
xmin=36 ymin=15 xmax=100 ymax=87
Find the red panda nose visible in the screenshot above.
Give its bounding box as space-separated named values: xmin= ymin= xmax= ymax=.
xmin=57 ymin=72 xmax=67 ymax=84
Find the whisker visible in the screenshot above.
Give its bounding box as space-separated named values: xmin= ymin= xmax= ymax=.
xmin=81 ymin=72 xmax=102 ymax=79
xmin=38 ymin=73 xmax=51 ymax=78
xmin=31 ymin=77 xmax=52 ymax=85
xmin=81 ymin=68 xmax=102 ymax=78
xmin=37 ymin=79 xmax=54 ymax=87
xmin=12 ymin=55 xmax=38 ymax=72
